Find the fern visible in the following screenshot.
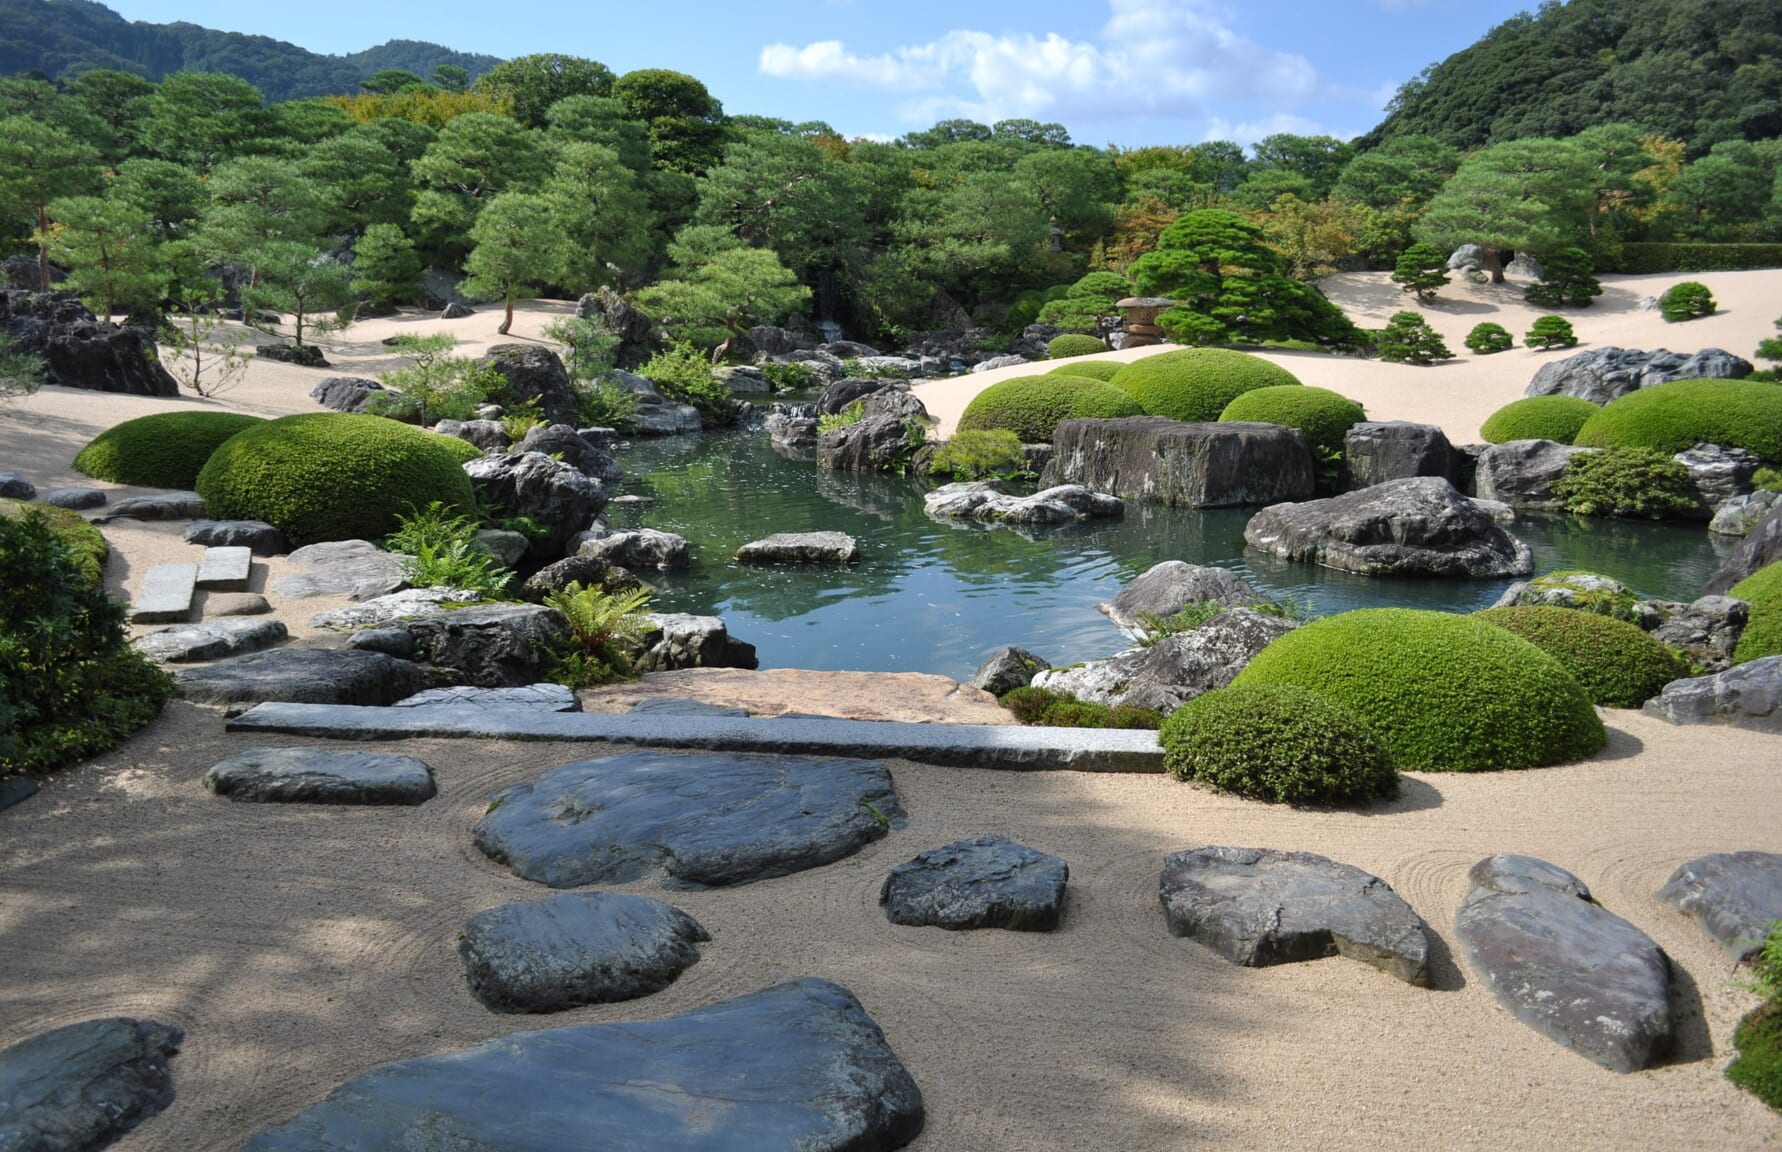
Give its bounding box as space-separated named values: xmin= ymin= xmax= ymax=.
xmin=543 ymin=582 xmax=655 ymax=686
xmin=385 ymin=502 xmax=513 ymax=599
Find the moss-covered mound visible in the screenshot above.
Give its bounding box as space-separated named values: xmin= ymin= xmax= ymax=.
xmin=1480 ymin=395 xmax=1601 ymax=445
xmin=1219 ymin=385 xmax=1365 ymax=459
xmin=1574 ymin=379 xmax=1782 ymax=462
xmin=430 ymin=433 xmax=487 ymax=465
xmin=1046 ymin=359 xmax=1123 ymax=382
xmin=1160 ymin=683 xmax=1397 ymax=806
xmin=1475 ymin=605 xmax=1688 ymax=708
xmin=0 ymin=499 xmax=107 ymax=585
xmin=1001 ymin=685 xmax=1164 ymax=730
xmin=1107 ymin=348 xmax=1302 ymax=423
xmin=957 ymin=374 xmax=1145 ymax=443
xmin=1232 ymin=608 xmax=1606 ymax=771
xmin=1047 ymin=334 xmax=1107 ymax=359
xmin=73 ymin=411 xmax=267 ymax=489
xmin=1731 ymin=1002 xmax=1782 ymax=1112
xmin=1731 ymin=562 xmax=1782 ymax=664
xmin=196 ymin=413 xmax=477 ymax=547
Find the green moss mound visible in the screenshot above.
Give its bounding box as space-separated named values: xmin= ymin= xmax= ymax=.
xmin=1047 ymin=359 xmax=1123 ymax=382
xmin=73 ymin=411 xmax=267 ymax=489
xmin=1108 ymin=348 xmax=1302 ymax=423
xmin=0 ymin=499 xmax=106 ymax=585
xmin=1000 ymin=686 xmax=1164 ymax=730
xmin=1475 ymin=606 xmax=1688 ymax=708
xmin=1219 ymin=385 xmax=1365 ymax=458
xmin=1480 ymin=396 xmax=1601 ymax=445
xmin=957 ymin=374 xmax=1145 ymax=443
xmin=1160 ymin=684 xmax=1398 ymax=806
xmin=1047 ymin=334 xmax=1107 ymax=359
xmin=1232 ymin=608 xmax=1606 ymax=771
xmin=1573 ymin=379 xmax=1782 ymax=462
xmin=196 ymin=413 xmax=478 ymax=547
xmin=1731 ymin=562 xmax=1782 ymax=664
xmin=1730 ymin=1001 xmax=1782 ymax=1112
xmin=431 ymin=433 xmax=487 ymax=465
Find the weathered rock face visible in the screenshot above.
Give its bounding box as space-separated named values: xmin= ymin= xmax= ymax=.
xmin=1642 ymin=655 xmax=1781 ymax=733
xmin=747 ymin=323 xmax=819 ymax=356
xmin=1526 ymin=346 xmax=1753 ymax=403
xmin=1711 ymin=490 xmax=1782 ymax=537
xmin=610 ymin=370 xmax=702 ymax=435
xmin=1101 ymin=561 xmax=1261 ymax=636
xmin=634 ymin=613 xmax=759 ymax=673
xmin=465 ymin=452 xmax=608 ymax=559
xmin=1159 ymin=846 xmax=1430 ymax=985
xmin=477 ymin=344 xmax=578 ymax=426
xmin=1032 ymin=607 xmax=1296 ymax=711
xmin=520 ymin=554 xmax=641 ymax=602
xmin=103 ymin=491 xmax=206 ymax=521
xmin=185 ymin=519 xmax=286 ymax=555
xmin=881 ymin=836 xmax=1069 ymax=931
xmin=1244 ymin=477 xmax=1533 ymax=578
xmin=1454 ymin=854 xmax=1672 ymax=1073
xmin=968 ymin=646 xmax=1051 ymax=696
xmin=1647 ymin=595 xmax=1749 ymax=671
xmin=271 ymin=539 xmax=408 ymax=600
xmin=972 ymin=353 xmax=1030 ymax=373
xmin=1472 ymin=440 xmax=1595 ymax=509
xmin=1704 ymin=500 xmax=1782 ymax=595
xmin=434 ymin=418 xmax=508 ymax=452
xmin=0 ymin=1017 xmax=184 ymax=1151
xmin=309 ymin=375 xmax=385 ymax=413
xmin=175 ymin=648 xmax=427 ymax=707
xmin=346 ymin=628 xmax=415 ymax=658
xmin=256 ymin=343 xmax=328 ymax=368
xmin=473 ymin=528 xmax=528 ymax=568
xmin=577 ymin=287 xmax=664 ymax=370
xmin=713 ymin=365 xmax=770 ymax=395
xmin=474 ymin=750 xmax=904 ymax=888
xmin=817 ymin=414 xmax=920 ymax=472
xmin=577 ymin=527 xmax=690 ymax=570
xmin=0 ymin=290 xmax=178 ymax=395
xmin=923 ymin=480 xmax=1122 ymax=526
xmin=1046 ymin=417 xmax=1316 ymax=508
xmin=765 ymin=411 xmax=820 ymax=451
xmin=309 ymin=587 xmax=484 ymax=631
xmin=1491 ymin=571 xmax=1648 ymax=621
xmin=1343 ymin=421 xmax=1454 ymax=489
xmin=515 ymin=423 xmax=623 ymax=484
xmin=818 ymin=377 xmax=897 ymax=415
xmin=735 ymin=531 xmax=860 ymax=564
xmin=395 ymin=684 xmax=579 ymax=712
xmin=203 ymin=747 xmax=437 ymax=805
xmin=133 ymin=618 xmax=289 ymax=663
xmin=1657 ymin=851 xmax=1782 ymax=961
xmin=440 ymin=301 xmax=474 ymax=319
xmin=1674 ymin=442 xmax=1757 ymax=514
xmin=393 ymin=603 xmax=571 ymax=688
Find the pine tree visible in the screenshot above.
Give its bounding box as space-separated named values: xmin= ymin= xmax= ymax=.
xmin=1526 ymin=315 xmax=1579 ymax=350
xmin=39 ymin=196 xmax=166 ymax=319
xmin=1390 ymin=243 xmax=1450 ymax=301
xmin=462 ymin=192 xmax=561 ymax=336
xmin=1377 ymin=311 xmax=1454 ymax=365
xmin=1523 ymin=247 xmax=1603 ymax=308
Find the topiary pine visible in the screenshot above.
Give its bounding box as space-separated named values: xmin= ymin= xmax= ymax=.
xmin=957 ymin=374 xmax=1145 ymax=443
xmin=1756 ymin=316 xmax=1782 ymax=370
xmin=1107 ymin=348 xmax=1302 ymax=422
xmin=1658 ymin=280 xmax=1716 ymax=322
xmin=1390 ymin=243 xmax=1450 ymax=302
xmin=1474 ymin=606 xmax=1689 ymax=708
xmin=73 ymin=411 xmax=267 ymax=489
xmin=1479 ymin=395 xmax=1601 ymax=445
xmin=1523 ymin=247 xmax=1603 ymax=308
xmin=1526 ymin=314 xmax=1578 ymax=350
xmin=1046 ymin=333 xmax=1106 ymax=359
xmin=1046 ymin=360 xmax=1122 ymax=381
xmin=1377 ymin=311 xmax=1454 ymax=365
xmin=1573 ymin=378 xmax=1782 ymax=462
xmin=1465 ymin=322 xmax=1514 ymax=354
xmin=1550 ymin=447 xmax=1701 ymax=520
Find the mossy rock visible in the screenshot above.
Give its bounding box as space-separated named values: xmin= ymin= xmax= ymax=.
xmin=1731 ymin=561 xmax=1782 ymax=664
xmin=1475 ymin=605 xmax=1688 ymax=708
xmin=1108 ymin=348 xmax=1302 ymax=423
xmin=1218 ymin=385 xmax=1365 ymax=459
xmin=1573 ymin=379 xmax=1782 ymax=462
xmin=1047 ymin=334 xmax=1108 ymax=359
xmin=73 ymin=411 xmax=267 ymax=489
xmin=1046 ymin=359 xmax=1123 ymax=382
xmin=1729 ymin=1001 xmax=1782 ymax=1112
xmin=1232 ymin=607 xmax=1606 ymax=771
xmin=195 ymin=413 xmax=478 ymax=547
xmin=0 ymin=499 xmax=107 ymax=585
xmin=1480 ymin=396 xmax=1601 ymax=445
xmin=958 ymin=374 xmax=1145 ymax=443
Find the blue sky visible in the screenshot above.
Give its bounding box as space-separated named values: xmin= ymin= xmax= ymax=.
xmin=106 ymin=0 xmax=1532 ymax=145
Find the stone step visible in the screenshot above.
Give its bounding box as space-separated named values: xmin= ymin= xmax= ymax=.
xmin=129 ymin=563 xmax=197 ymax=624
xmin=196 ymin=546 xmax=252 ymax=592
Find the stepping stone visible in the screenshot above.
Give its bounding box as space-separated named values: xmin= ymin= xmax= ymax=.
xmin=881 ymin=835 xmax=1068 ymax=931
xmin=39 ymin=486 xmax=106 ymax=510
xmin=0 ymin=1018 xmax=183 ymax=1151
xmin=204 ymin=592 xmax=272 ymax=617
xmin=734 ymin=530 xmax=861 ymax=564
xmin=346 ymin=628 xmax=414 ymax=658
xmin=1657 ymin=851 xmax=1782 ymax=960
xmin=204 ymin=747 xmax=436 ymax=805
xmin=1643 ymin=656 xmax=1782 ymax=733
xmin=195 ymin=545 xmax=252 ymax=592
xmin=270 ymin=540 xmax=407 ymax=600
xmin=1159 ymin=846 xmax=1430 ymax=986
xmin=459 ymin=892 xmax=709 ymax=1013
xmin=1455 ymin=854 xmax=1672 ymax=1072
xmin=104 ymin=491 xmax=205 ymax=521
xmin=129 ymin=562 xmax=197 ymax=624
xmin=0 ymin=471 xmax=34 ymax=499
xmin=241 ymin=979 xmax=923 ymax=1151
xmin=185 ymin=519 xmax=285 ymax=555
xmin=627 ymin=697 xmax=750 ymax=718
xmin=307 ymin=587 xmax=484 ymax=631
xmin=133 ymin=618 xmax=288 ymax=663
xmin=1 ymin=775 xmax=40 ymax=812
xmin=395 ymin=684 xmax=580 ymax=712
xmin=475 ymin=750 xmax=904 ymax=888
xmin=175 ymin=648 xmax=426 ymax=707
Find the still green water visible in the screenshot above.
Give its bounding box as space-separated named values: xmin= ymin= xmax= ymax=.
xmin=606 ymin=428 xmax=1736 ymax=680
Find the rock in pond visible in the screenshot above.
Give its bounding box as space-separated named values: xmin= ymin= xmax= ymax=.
xmin=1044 ymin=416 xmax=1315 ymax=508
xmin=204 ymin=747 xmax=436 ymax=805
xmin=0 ymin=1017 xmax=183 ymax=1152
xmin=395 ymin=684 xmax=580 ymax=713
xmin=577 ymin=527 xmax=690 ymax=571
xmin=1342 ymin=421 xmax=1454 ymax=488
xmin=968 ymin=646 xmax=1051 ymax=696
xmin=1657 ymin=851 xmax=1782 ymax=961
xmin=133 ymin=618 xmax=288 ymax=663
xmin=635 ymin=613 xmax=759 ymax=673
xmin=881 ymin=836 xmax=1068 ymax=931
xmin=1641 ymin=656 xmax=1782 ymax=733
xmin=1159 ymin=846 xmax=1429 ymax=985
xmin=735 ymin=531 xmax=861 ymax=565
xmin=923 ymin=481 xmax=1121 ymax=525
xmin=817 ymin=414 xmax=920 ymax=473
xmin=1101 ymin=560 xmax=1261 ymax=636
xmin=1034 ymin=607 xmax=1295 ymax=711
xmin=175 ymin=648 xmax=426 ymax=708
xmin=1454 ymin=854 xmax=1671 ymax=1073
xmin=474 ymin=750 xmax=903 ymax=888
xmin=1473 ymin=440 xmax=1595 ymax=509
xmin=519 ymin=553 xmax=641 ymax=602
xmin=765 ymin=411 xmax=819 ymax=451
xmin=459 ymin=891 xmax=709 ymax=1013
xmin=270 ymin=540 xmax=408 ymax=601
xmin=464 ymin=452 xmax=608 ymax=559
xmin=1704 ymin=500 xmax=1782 ymax=596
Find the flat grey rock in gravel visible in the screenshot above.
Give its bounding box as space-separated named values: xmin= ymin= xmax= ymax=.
xmin=475 ymin=750 xmax=904 ymax=888
xmin=133 ymin=617 xmax=288 ymax=663
xmin=103 ymin=491 xmax=206 ymax=521
xmin=345 ymin=628 xmax=414 ymax=658
xmin=38 ymin=485 xmax=106 ymax=509
xmin=1 ymin=774 xmax=39 ymax=812
xmin=1159 ymin=846 xmax=1429 ymax=985
xmin=184 ymin=519 xmax=286 ymax=555
xmin=240 ymin=978 xmax=924 ymax=1152
xmin=1641 ymin=656 xmax=1782 ymax=733
xmin=735 ymin=530 xmax=861 ymax=564
xmin=395 ymin=684 xmax=579 ymax=712
xmin=0 ymin=470 xmax=35 ymax=499
xmin=270 ymin=540 xmax=408 ymax=600
xmin=203 ymin=592 xmax=272 ymax=617
xmin=308 ymin=587 xmax=483 ymax=631
xmin=0 ymin=1017 xmax=183 ymax=1151
xmin=1454 ymin=854 xmax=1671 ymax=1072
xmin=195 ymin=545 xmax=252 ymax=591
xmin=1657 ymin=851 xmax=1782 ymax=960
xmin=203 ymin=747 xmax=436 ymax=805
xmin=881 ymin=835 xmax=1068 ymax=931
xmin=459 ymin=891 xmax=709 ymax=1013
xmin=627 ymin=697 xmax=750 ymax=717
xmin=175 ymin=648 xmax=426 ymax=707
xmin=1100 ymin=560 xmax=1262 ymax=636
xmin=128 ymin=562 xmax=197 ymax=624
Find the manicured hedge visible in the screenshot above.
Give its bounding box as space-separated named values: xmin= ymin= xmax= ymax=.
xmin=1046 ymin=359 xmax=1123 ymax=382
xmin=957 ymin=374 xmax=1145 ymax=443
xmin=1047 ymin=334 xmax=1107 ymax=359
xmin=1232 ymin=608 xmax=1606 ymax=771
xmin=1475 ymin=606 xmax=1688 ymax=708
xmin=1609 ymin=243 xmax=1782 ymax=275
xmin=73 ymin=411 xmax=267 ymax=489
xmin=431 ymin=433 xmax=487 ymax=464
xmin=1731 ymin=562 xmax=1782 ymax=664
xmin=1108 ymin=348 xmax=1301 ymax=423
xmin=1159 ymin=683 xmax=1397 ymax=805
xmin=0 ymin=499 xmax=106 ymax=584
xmin=1731 ymin=1001 xmax=1782 ymax=1112
xmin=1573 ymin=379 xmax=1782 ymax=463
xmin=1218 ymin=385 xmax=1365 ymax=459
xmin=1480 ymin=395 xmax=1600 ymax=445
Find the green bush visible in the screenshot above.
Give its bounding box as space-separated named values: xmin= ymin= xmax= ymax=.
xmin=0 ymin=499 xmax=107 ymax=585
xmin=1376 ymin=311 xmax=1453 ymax=365
xmin=545 ymin=582 xmax=655 ymax=687
xmin=1465 ymin=322 xmax=1514 ymax=355
xmin=1573 ymin=379 xmax=1782 ymax=463
xmin=929 ymin=430 xmax=1029 ymax=480
xmin=1479 ymin=396 xmax=1599 ymax=444
xmin=1047 ymin=334 xmax=1107 ymax=359
xmin=1160 ymin=684 xmax=1398 ymax=805
xmin=1523 ymin=247 xmax=1603 ymax=308
xmin=196 ymin=413 xmax=478 ymax=547
xmin=1658 ymin=280 xmax=1716 ymax=322
xmin=1218 ymin=385 xmax=1365 ymax=460
xmin=384 ymin=502 xmax=513 ymax=599
xmin=639 ymin=342 xmax=735 ymax=426
xmin=760 ymin=362 xmax=816 ymax=391
xmin=1756 ymin=468 xmax=1782 ymax=492
xmin=1000 ymin=686 xmax=1164 ymax=730
xmin=1474 ymin=606 xmax=1688 ymax=708
xmin=1550 ymin=447 xmax=1700 ymax=519
xmin=1047 ymin=359 xmax=1122 ymax=381
xmin=1609 ymin=243 xmax=1782 ymax=274
xmin=431 ymin=433 xmax=488 ymax=465
xmin=1107 ymin=348 xmax=1301 ymax=423
xmin=1728 ymin=924 xmax=1782 ymax=1112
xmin=958 ymin=374 xmax=1145 ymax=442
xmin=1731 ymin=562 xmax=1782 ymax=664
xmin=1526 ymin=315 xmax=1578 ymax=350
xmin=73 ymin=411 xmax=266 ymax=489
xmin=1232 ymin=608 xmax=1606 ymax=771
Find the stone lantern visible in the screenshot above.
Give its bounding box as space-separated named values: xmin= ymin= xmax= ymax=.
xmin=1114 ymin=297 xmax=1173 ymax=349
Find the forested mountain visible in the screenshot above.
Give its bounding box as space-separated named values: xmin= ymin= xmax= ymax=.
xmin=0 ymin=0 xmax=499 ymax=100
xmin=1364 ymin=0 xmax=1782 ymax=155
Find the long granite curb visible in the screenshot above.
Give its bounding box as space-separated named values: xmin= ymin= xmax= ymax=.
xmin=225 ymin=704 xmax=1164 ymax=772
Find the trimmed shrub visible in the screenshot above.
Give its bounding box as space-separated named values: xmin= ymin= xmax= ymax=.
xmin=1107 ymin=348 xmax=1301 ymax=423
xmin=1731 ymin=562 xmax=1782 ymax=664
xmin=1658 ymin=280 xmax=1716 ymax=322
xmin=1728 ymin=924 xmax=1782 ymax=1111
xmin=1000 ymin=686 xmax=1164 ymax=730
xmin=1218 ymin=385 xmax=1365 ymax=460
xmin=1474 ymin=606 xmax=1688 ymax=708
xmin=1465 ymin=322 xmax=1515 ymax=355
xmin=1047 ymin=359 xmax=1122 ymax=381
xmin=1526 ymin=315 xmax=1578 ymax=349
xmin=1480 ymin=396 xmax=1599 ymax=444
xmin=1047 ymin=334 xmax=1107 ymax=359
xmin=1523 ymin=247 xmax=1603 ymax=308
xmin=1376 ymin=311 xmax=1453 ymax=365
xmin=1390 ymin=243 xmax=1450 ymax=302
xmin=1573 ymin=379 xmax=1782 ymax=462
xmin=958 ymin=374 xmax=1145 ymax=443
xmin=929 ymin=430 xmax=1028 ymax=480
xmin=1756 ymin=467 xmax=1782 ymax=493
xmin=1610 ymin=242 xmax=1782 ymax=274
xmin=1159 ymin=684 xmax=1397 ymax=806
xmin=1550 ymin=447 xmax=1700 ymax=519
xmin=1232 ymin=608 xmax=1606 ymax=771
xmin=430 ymin=434 xmax=487 ymax=465
xmin=195 ymin=413 xmax=478 ymax=547
xmin=73 ymin=411 xmax=266 ymax=489
xmin=0 ymin=499 xmax=107 ymax=585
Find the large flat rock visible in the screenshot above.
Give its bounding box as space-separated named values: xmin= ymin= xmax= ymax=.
xmin=1641 ymin=656 xmax=1782 ymax=733
xmin=195 ymin=545 xmax=253 ymax=591
xmin=0 ymin=1017 xmax=183 ymax=1151
xmin=103 ymin=491 xmax=205 ymax=521
xmin=175 ymin=648 xmax=426 ymax=707
xmin=133 ymin=617 xmax=288 ymax=663
xmin=1244 ymin=477 xmax=1532 ymax=578
xmin=307 ymin=587 xmax=484 ymax=631
xmin=735 ymin=531 xmax=861 ymax=564
xmin=395 ymin=684 xmax=579 ymax=712
xmin=474 ymin=750 xmax=904 ymax=888
xmin=203 ymin=747 xmax=436 ymax=805
xmin=881 ymin=836 xmax=1068 ymax=931
xmin=242 ymin=978 xmax=923 ymax=1152
xmin=129 ymin=562 xmax=197 ymax=624
xmin=1657 ymin=851 xmax=1782 ymax=961
xmin=270 ymin=540 xmax=408 ymax=601
xmin=1045 ymin=416 xmax=1316 ymax=508
xmin=583 ymin=668 xmax=1014 ymax=724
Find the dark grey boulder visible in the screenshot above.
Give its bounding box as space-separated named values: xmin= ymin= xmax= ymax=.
xmin=1704 ymin=501 xmax=1782 ymax=596
xmin=474 ymin=750 xmax=903 ymax=888
xmin=819 ymin=379 xmax=892 ymax=414
xmin=634 ymin=613 xmax=759 ymax=673
xmin=271 ymin=540 xmax=408 ymax=600
xmin=0 ymin=470 xmax=35 ymax=499
xmin=133 ymin=618 xmax=288 ymax=663
xmin=472 ymin=527 xmax=528 ymax=567
xmin=1101 ymin=560 xmax=1261 ymax=636
xmin=735 ymin=531 xmax=860 ymax=564
xmin=1646 ymin=595 xmax=1749 ymax=672
xmin=102 ymin=491 xmax=206 ymax=521
xmin=464 ymin=452 xmax=608 ymax=559
xmin=1674 ymin=443 xmax=1757 ymax=514
xmin=204 ymin=747 xmax=436 ymax=805
xmin=0 ymin=290 xmax=178 ymax=395
xmin=1045 ymin=417 xmax=1316 ymax=508
xmin=440 ymin=301 xmax=474 ymax=319
xmin=612 ymin=371 xmax=703 ymax=436
xmin=257 ymin=343 xmax=328 ymax=368
xmin=345 ymin=627 xmax=415 ymax=658
xmin=1657 ymin=851 xmax=1782 ymax=961
xmin=881 ymin=835 xmax=1068 ymax=931
xmin=1454 ymin=854 xmax=1671 ymax=1072
xmin=435 ymin=418 xmax=508 ymax=452
xmin=577 ymin=527 xmax=690 ymax=570
xmin=817 ymin=414 xmax=920 ymax=472
xmin=395 ymin=684 xmax=579 ymax=713
xmin=1 ymin=774 xmax=40 ymax=812
xmin=390 ymin=603 xmax=570 ymax=688
xmin=38 ymin=486 xmax=106 ymax=510
xmin=1473 ymin=440 xmax=1595 ymax=509
xmin=515 ymin=423 xmax=623 ymax=484
xmin=519 ymin=554 xmax=641 ymax=602
xmin=184 ymin=519 xmax=286 ymax=555
xmin=308 ymin=376 xmax=384 ymax=413
xmin=765 ymin=412 xmax=819 ymax=451
xmin=577 ymin=287 xmax=664 ymax=371
xmin=477 ymin=344 xmax=577 ymax=426
xmin=968 ymin=646 xmax=1051 ymax=696
xmin=1032 ymin=607 xmax=1295 ymax=711
xmin=1343 ymin=421 xmax=1453 ymax=488
xmin=460 ymin=892 xmax=709 ymax=1013
xmin=175 ymin=648 xmax=426 ymax=707
xmin=1526 ymin=346 xmax=1752 ymax=404
xmin=1641 ymin=656 xmax=1782 ymax=733
xmin=0 ymin=1017 xmax=183 ymax=1151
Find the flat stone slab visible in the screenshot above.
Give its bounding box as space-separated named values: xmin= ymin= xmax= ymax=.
xmin=585 ymin=668 xmax=1013 ymax=725
xmin=39 ymin=486 xmax=107 ymax=509
xmin=395 ymin=684 xmax=579 ymax=712
xmin=1642 ymin=656 xmax=1782 ymax=733
xmin=1 ymin=774 xmax=40 ymax=812
xmin=1657 ymin=851 xmax=1782 ymax=960
xmin=185 ymin=520 xmax=285 ymax=555
xmin=1454 ymin=854 xmax=1672 ymax=1072
xmin=204 ymin=592 xmax=272 ymax=617
xmin=195 ymin=545 xmax=252 ymax=591
xmin=0 ymin=1017 xmax=183 ymax=1151
xmin=270 ymin=540 xmax=408 ymax=600
xmin=1159 ymin=846 xmax=1430 ymax=985
xmin=628 ymin=697 xmax=750 ymax=718
xmin=459 ymin=892 xmax=709 ymax=1013
xmin=308 ymin=587 xmax=483 ymax=631
xmin=881 ymin=835 xmax=1068 ymax=931
xmin=133 ymin=617 xmax=288 ymax=663
xmin=241 ymin=978 xmax=923 ymax=1151
xmin=102 ymin=491 xmax=205 ymax=521
xmin=203 ymin=747 xmax=436 ymax=805
xmin=129 ymin=562 xmax=197 ymax=624
xmin=177 ymin=648 xmax=426 ymax=708
xmin=735 ymin=530 xmax=861 ymax=564
xmin=474 ymin=750 xmax=905 ymax=888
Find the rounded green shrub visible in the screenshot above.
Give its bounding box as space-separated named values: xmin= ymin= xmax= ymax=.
xmin=196 ymin=413 xmax=477 ymax=547
xmin=1730 ymin=1002 xmax=1782 ymax=1112
xmin=1731 ymin=562 xmax=1782 ymax=664
xmin=1160 ymin=684 xmax=1397 ymax=806
xmin=1659 ymin=280 xmax=1716 ymax=322
xmin=1218 ymin=385 xmax=1365 ymax=459
xmin=1474 ymin=606 xmax=1688 ymax=708
xmin=1047 ymin=334 xmax=1107 ymax=359
xmin=1107 ymin=348 xmax=1301 ymax=423
xmin=1480 ymin=395 xmax=1600 ymax=444
xmin=431 ymin=433 xmax=487 ymax=465
xmin=1232 ymin=608 xmax=1607 ymax=771
xmin=1573 ymin=379 xmax=1782 ymax=462
xmin=958 ymin=374 xmax=1145 ymax=443
xmin=73 ymin=411 xmax=267 ymax=489
xmin=1046 ymin=359 xmax=1122 ymax=381
xmin=0 ymin=499 xmax=107 ymax=584
xmin=1465 ymin=322 xmax=1515 ymax=355
xmin=1377 ymin=311 xmax=1453 ymax=365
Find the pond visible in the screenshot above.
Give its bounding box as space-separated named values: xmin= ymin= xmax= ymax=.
xmin=606 ymin=426 xmax=1737 ymax=681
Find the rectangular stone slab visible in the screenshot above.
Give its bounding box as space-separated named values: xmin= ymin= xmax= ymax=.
xmin=196 ymin=546 xmax=252 ymax=592
xmin=129 ymin=564 xmax=197 ymax=624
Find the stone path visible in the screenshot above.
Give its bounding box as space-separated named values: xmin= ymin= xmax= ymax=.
xmin=881 ymin=836 xmax=1069 ymax=931
xmin=270 ymin=540 xmax=407 ymax=600
xmin=195 ymin=545 xmax=252 ymax=592
xmin=133 ymin=618 xmax=288 ymax=663
xmin=128 ymin=562 xmax=197 ymax=624
xmin=0 ymin=1018 xmax=183 ymax=1151
xmin=103 ymin=492 xmax=205 ymax=521
xmin=1657 ymin=851 xmax=1782 ymax=960
xmin=203 ymin=747 xmax=437 ymax=805
xmin=177 ymin=649 xmax=426 ymax=708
